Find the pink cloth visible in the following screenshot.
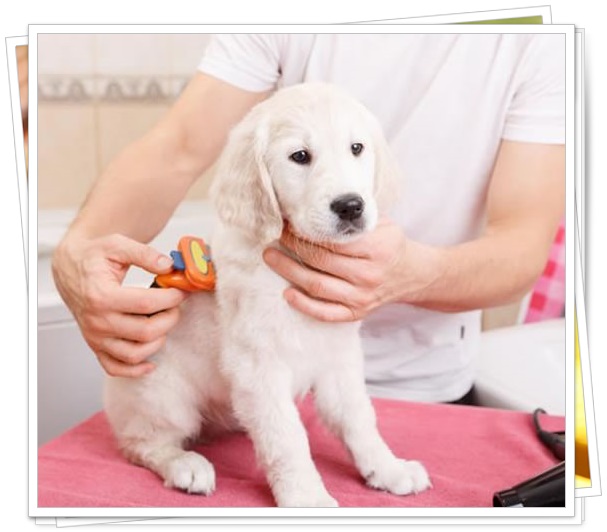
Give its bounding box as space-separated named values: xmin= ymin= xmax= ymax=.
xmin=525 ymin=219 xmax=566 ymax=323
xmin=38 ymin=396 xmax=564 ymax=508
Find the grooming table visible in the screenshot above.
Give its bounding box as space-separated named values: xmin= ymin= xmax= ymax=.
xmin=37 ymin=396 xmax=563 ymax=508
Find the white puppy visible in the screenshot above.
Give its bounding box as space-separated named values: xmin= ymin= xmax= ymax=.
xmin=104 ymin=82 xmax=431 ymax=507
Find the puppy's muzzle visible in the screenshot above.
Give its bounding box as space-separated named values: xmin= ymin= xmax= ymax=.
xmin=330 ymin=194 xmax=365 ymax=222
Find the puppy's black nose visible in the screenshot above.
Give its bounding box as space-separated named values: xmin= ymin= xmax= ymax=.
xmin=330 ymin=194 xmax=365 ymax=221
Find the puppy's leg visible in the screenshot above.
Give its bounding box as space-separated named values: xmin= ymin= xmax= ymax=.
xmin=313 ymin=346 xmax=431 ymax=496
xmin=104 ymin=378 xmax=216 ymax=495
xmin=122 ymin=432 xmax=217 ymax=495
xmin=227 ymin=361 xmax=337 ymax=507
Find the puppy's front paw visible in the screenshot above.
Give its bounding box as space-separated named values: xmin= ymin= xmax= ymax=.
xmin=164 ymin=451 xmax=216 ymax=495
xmin=365 ymin=459 xmax=431 ymax=496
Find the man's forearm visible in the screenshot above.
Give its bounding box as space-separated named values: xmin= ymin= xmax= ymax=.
xmin=402 ymin=226 xmax=552 ymax=313
xmin=404 ymin=141 xmax=565 ymax=314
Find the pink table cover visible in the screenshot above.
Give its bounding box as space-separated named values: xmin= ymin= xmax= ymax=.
xmin=38 ymin=396 xmax=564 ymax=508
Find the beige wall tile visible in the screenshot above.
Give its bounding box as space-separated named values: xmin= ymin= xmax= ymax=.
xmin=38 ymin=104 xmax=97 ymax=209
xmin=96 ymin=103 xmax=170 ymax=171
xmin=186 ymin=166 xmax=214 ymax=201
xmin=39 ymin=101 xmax=215 ymax=211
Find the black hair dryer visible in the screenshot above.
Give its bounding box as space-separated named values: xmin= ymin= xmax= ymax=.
xmin=493 ymin=461 xmax=565 ymax=507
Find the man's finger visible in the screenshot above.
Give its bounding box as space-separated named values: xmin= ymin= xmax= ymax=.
xmin=263 ymin=248 xmax=356 ymax=302
xmin=97 ymin=351 xmax=155 ymax=378
xmin=278 ymin=233 xmax=370 ymax=283
xmin=108 ymin=285 xmax=188 ymax=315
xmin=283 ymin=288 xmax=359 ymax=322
xmin=90 ymin=307 xmax=181 ymax=344
xmin=100 ymin=336 xmax=167 ymax=366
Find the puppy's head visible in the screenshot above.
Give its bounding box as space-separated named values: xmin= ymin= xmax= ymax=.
xmin=211 ymin=82 xmax=399 ymax=246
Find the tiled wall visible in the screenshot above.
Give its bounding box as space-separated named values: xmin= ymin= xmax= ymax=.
xmin=37 ymin=33 xmax=213 ymax=209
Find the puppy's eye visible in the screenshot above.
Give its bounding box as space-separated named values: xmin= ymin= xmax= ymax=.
xmin=351 ymin=143 xmax=364 ymax=156
xmin=290 ymin=150 xmax=311 ymax=165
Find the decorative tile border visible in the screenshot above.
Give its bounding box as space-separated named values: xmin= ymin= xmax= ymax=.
xmin=38 ymin=76 xmax=190 ymax=103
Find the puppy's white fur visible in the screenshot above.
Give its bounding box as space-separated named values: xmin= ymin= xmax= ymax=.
xmin=103 ymin=83 xmax=431 ymax=507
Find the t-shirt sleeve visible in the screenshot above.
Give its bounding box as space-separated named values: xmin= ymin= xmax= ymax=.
xmin=502 ymin=34 xmax=566 ymax=144
xmin=197 ymin=34 xmax=282 ymax=92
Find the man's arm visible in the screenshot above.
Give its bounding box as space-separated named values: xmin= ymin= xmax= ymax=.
xmin=263 ymin=140 xmax=565 ymax=321
xmin=52 ymin=73 xmax=271 ymax=376
xmin=404 ymin=139 xmax=565 ymax=312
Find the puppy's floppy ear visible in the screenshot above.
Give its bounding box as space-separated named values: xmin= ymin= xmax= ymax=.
xmin=210 ymin=112 xmax=283 ymax=245
xmin=368 ymin=115 xmax=401 ymax=214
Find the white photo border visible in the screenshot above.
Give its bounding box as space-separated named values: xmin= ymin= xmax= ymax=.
xmin=29 ymin=23 xmax=576 ymax=519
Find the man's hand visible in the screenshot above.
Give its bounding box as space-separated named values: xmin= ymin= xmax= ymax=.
xmin=262 ymin=219 xmax=436 ymax=322
xmin=52 ymin=234 xmax=188 ymax=378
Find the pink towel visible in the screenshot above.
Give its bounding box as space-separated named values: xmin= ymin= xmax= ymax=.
xmin=38 ymin=396 xmax=564 ymax=508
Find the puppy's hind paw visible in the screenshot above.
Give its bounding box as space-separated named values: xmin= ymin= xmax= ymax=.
xmin=366 ymin=459 xmax=431 ymax=496
xmin=164 ymin=451 xmax=216 ymax=495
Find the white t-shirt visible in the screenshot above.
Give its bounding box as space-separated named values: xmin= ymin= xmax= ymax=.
xmin=198 ymin=33 xmax=565 ymax=403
